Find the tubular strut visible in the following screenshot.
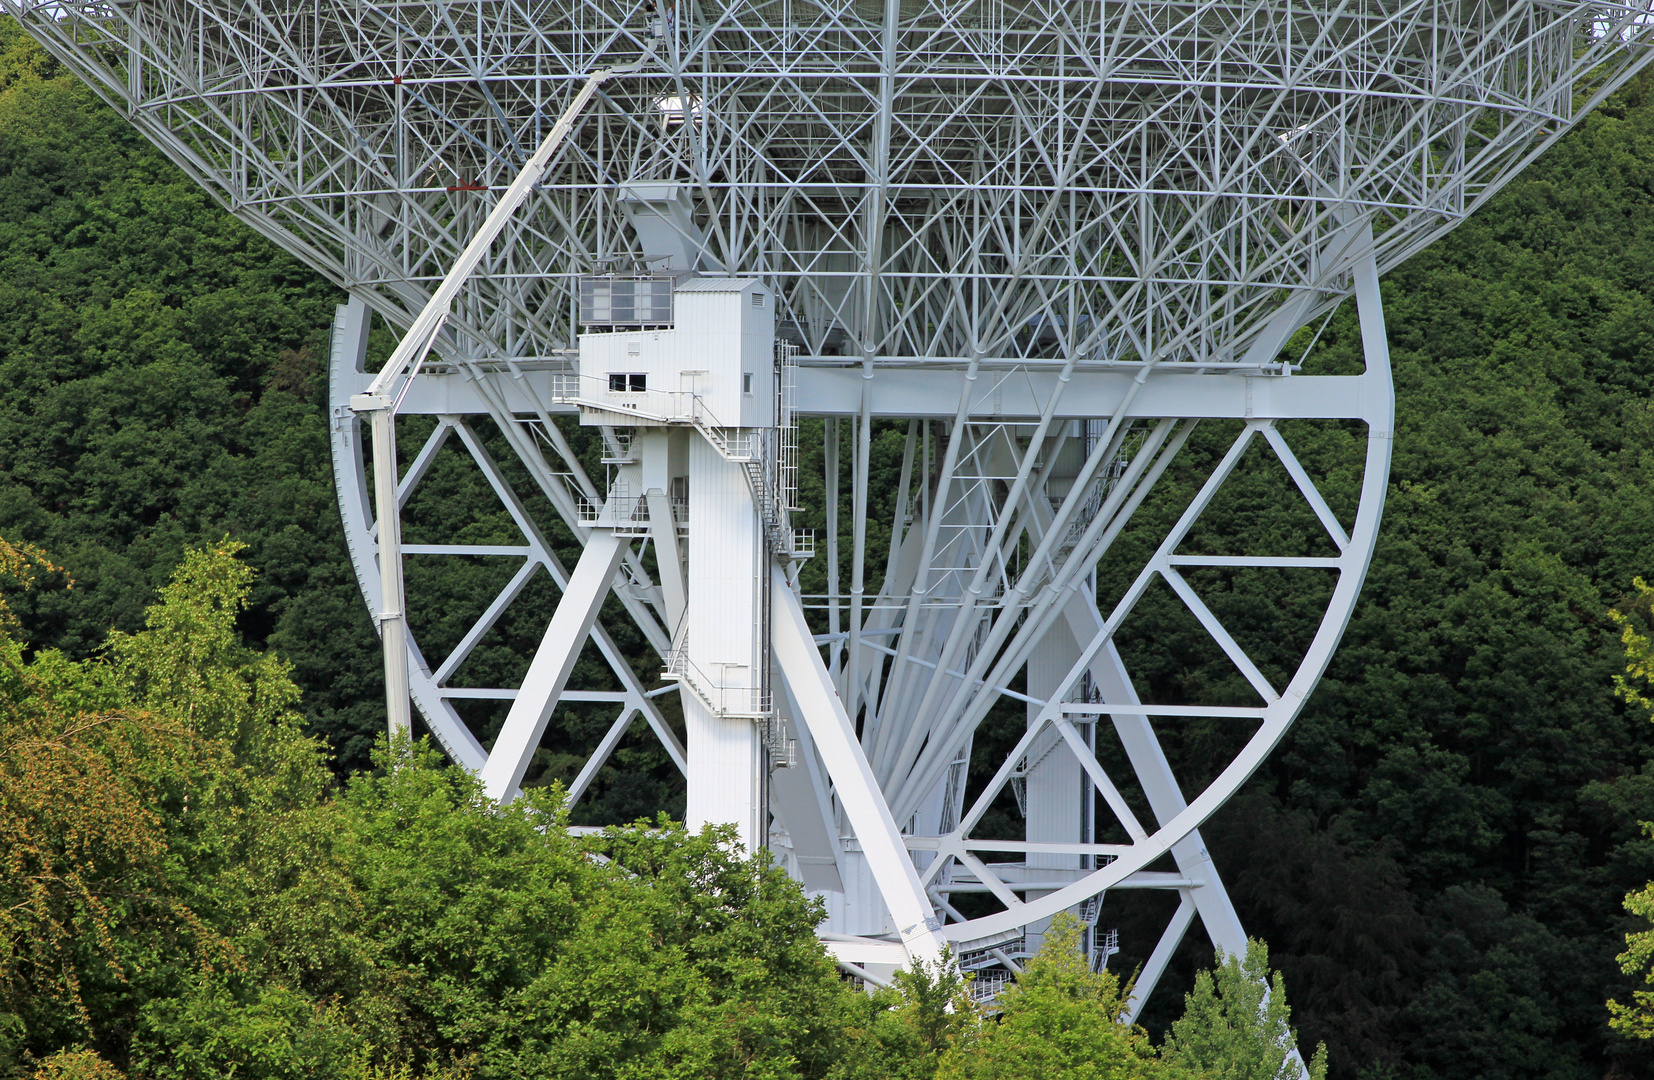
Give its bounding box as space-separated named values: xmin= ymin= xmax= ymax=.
xmin=350 ymin=50 xmax=656 ymax=745
xmin=368 ymin=49 xmax=657 ymax=403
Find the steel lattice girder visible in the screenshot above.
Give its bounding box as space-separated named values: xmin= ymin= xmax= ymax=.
xmin=8 ymin=0 xmax=1653 ymax=364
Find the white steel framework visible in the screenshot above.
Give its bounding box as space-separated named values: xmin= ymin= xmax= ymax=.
xmin=12 ymin=0 xmax=1653 ymax=1011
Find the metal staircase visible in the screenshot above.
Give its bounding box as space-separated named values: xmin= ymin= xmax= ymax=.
xmin=662 ymin=626 xmax=771 ymax=720
xmin=743 ymin=457 xmax=795 ymax=560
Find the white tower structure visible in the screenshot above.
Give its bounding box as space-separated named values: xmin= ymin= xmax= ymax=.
xmin=11 ymin=0 xmax=1653 ymax=1008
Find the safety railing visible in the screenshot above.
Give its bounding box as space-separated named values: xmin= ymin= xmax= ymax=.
xmin=548 ymin=372 xmax=762 ymax=464
xmin=575 ymin=485 xmax=651 ymax=536
xmin=663 ymin=630 xmax=772 ymax=719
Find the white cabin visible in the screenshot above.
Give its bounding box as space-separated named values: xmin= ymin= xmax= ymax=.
xmin=576 ymin=277 xmax=775 ymax=430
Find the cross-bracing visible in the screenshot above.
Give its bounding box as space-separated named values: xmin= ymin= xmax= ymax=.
xmin=12 ymin=0 xmax=1653 ymax=1012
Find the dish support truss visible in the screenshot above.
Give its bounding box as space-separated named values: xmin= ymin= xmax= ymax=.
xmin=320 ymin=248 xmax=1393 ymax=1005
xmin=11 ymin=0 xmax=1654 ymax=1014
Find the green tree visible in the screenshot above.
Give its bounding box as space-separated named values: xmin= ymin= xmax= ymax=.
xmin=5 ymin=539 xmax=875 ymax=1080
xmin=1607 ymin=578 xmax=1654 ymax=1040
xmin=126 ymin=734 xmax=883 ymax=1080
xmin=826 ymin=953 xmax=975 ymax=1080
xmin=26 ymin=1049 xmax=126 ymax=1080
xmin=0 ymin=15 xmax=379 ymax=771
xmin=1108 ymin=68 xmax=1654 ymax=1080
xmin=10 ymin=7 xmax=1654 ymax=1074
xmin=936 ymin=915 xmax=1156 ymax=1080
xmin=1159 ymin=941 xmax=1327 ymax=1080
xmin=0 ymin=538 xmax=326 ymax=1073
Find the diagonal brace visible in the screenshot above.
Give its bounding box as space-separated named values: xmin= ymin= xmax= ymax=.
xmin=479 ymin=531 xmax=628 ymax=802
xmin=770 ymin=563 xmax=948 ymax=969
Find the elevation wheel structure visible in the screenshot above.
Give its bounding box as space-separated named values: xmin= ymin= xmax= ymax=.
xmin=13 ymin=0 xmax=1653 ymax=1011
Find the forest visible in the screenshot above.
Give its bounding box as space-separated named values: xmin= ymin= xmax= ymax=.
xmin=5 ymin=14 xmax=1654 ymax=1079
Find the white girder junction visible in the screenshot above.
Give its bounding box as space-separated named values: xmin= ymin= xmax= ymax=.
xmin=12 ymin=0 xmax=1653 ymax=1021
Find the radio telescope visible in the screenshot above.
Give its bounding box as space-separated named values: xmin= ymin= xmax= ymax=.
xmin=11 ymin=0 xmax=1653 ymax=1009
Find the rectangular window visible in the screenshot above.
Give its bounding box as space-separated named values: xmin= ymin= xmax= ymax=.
xmin=742 ymin=372 xmax=753 ymax=395
xmin=609 ymin=373 xmax=647 ymax=392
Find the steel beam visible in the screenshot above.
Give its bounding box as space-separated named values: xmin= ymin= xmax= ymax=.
xmin=479 ymin=531 xmax=628 ymax=803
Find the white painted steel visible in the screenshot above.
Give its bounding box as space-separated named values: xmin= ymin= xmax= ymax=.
xmin=367 ymin=404 xmax=413 ymax=742
xmin=921 ymin=243 xmax=1395 ymax=947
xmin=12 ymin=0 xmax=1651 ymax=365
xmin=679 ymin=440 xmax=768 ymax=849
xmin=772 ymin=563 xmax=950 ymax=967
xmin=326 ymin=299 xmax=688 ymax=784
xmin=1124 ymin=892 xmax=1199 ymax=1025
xmin=347 ymin=58 xmax=648 ymax=746
xmin=479 ymin=530 xmax=628 ymax=803
xmin=357 ymin=54 xmax=654 ymax=404
xmin=15 ymin=0 xmax=1652 ymax=1012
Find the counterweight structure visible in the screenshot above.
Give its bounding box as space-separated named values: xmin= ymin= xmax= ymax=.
xmin=12 ymin=0 xmax=1653 ymax=1004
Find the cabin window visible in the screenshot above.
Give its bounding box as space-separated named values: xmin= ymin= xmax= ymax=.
xmin=743 ymin=372 xmax=754 ymax=395
xmin=609 ymin=373 xmax=647 ymax=392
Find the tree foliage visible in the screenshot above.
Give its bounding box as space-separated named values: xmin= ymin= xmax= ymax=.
xmin=0 ymin=540 xmax=313 ymax=1074
xmin=1 ymin=540 xmax=847 ymax=1079
xmin=0 ymin=15 xmax=376 ymax=769
xmin=1159 ymin=941 xmax=1327 ymax=1080
xmin=1096 ymin=69 xmax=1654 ymax=1080
xmin=3 ymin=537 xmax=1343 ymax=1080
xmin=1607 ymin=578 xmax=1654 ymax=1040
xmin=937 ymin=915 xmax=1154 ymax=1080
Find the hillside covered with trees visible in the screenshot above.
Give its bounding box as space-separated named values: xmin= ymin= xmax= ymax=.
xmin=6 ymin=16 xmax=1654 ymax=1078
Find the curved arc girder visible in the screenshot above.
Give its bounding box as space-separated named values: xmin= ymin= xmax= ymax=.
xmin=3 ymin=0 xmax=1630 ymax=1008
xmin=321 ymin=224 xmax=1388 ymax=1006
xmin=893 ymin=245 xmax=1394 ymax=948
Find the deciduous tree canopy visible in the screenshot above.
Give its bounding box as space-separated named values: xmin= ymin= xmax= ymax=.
xmin=3 ymin=540 xmax=1326 ymax=1080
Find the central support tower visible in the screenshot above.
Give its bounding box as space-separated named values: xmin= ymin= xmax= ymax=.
xmin=576 ymin=277 xmax=780 ymax=849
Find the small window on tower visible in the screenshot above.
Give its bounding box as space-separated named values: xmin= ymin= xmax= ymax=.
xmin=628 ymin=373 xmax=647 ymax=392
xmin=743 ymin=372 xmax=754 ymax=395
xmin=609 ymin=373 xmax=647 ymax=392
xmin=609 ymin=373 xmax=626 ymax=392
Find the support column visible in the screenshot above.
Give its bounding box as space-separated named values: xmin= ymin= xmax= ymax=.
xmin=680 ymin=438 xmax=766 ymax=850
xmin=347 ymin=348 xmax=413 ymax=744
xmin=369 ymin=404 xmax=412 ymax=743
xmin=1024 ymin=616 xmax=1087 ymax=955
